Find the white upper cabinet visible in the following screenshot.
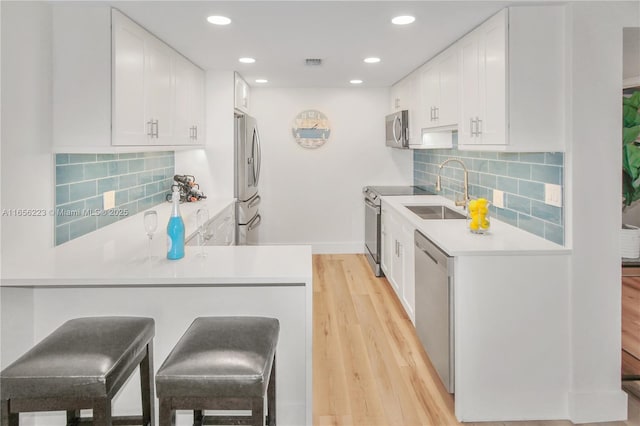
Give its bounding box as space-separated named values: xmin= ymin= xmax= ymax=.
xmin=143 ymin=36 xmax=175 ymax=144
xmin=234 ymin=73 xmax=250 ymax=113
xmin=112 ymin=9 xmax=204 ymax=147
xmin=175 ymin=55 xmax=205 ymax=144
xmin=111 ymin=12 xmax=147 ymax=146
xmin=52 ymin=6 xmax=205 ymax=151
xmin=421 ymin=46 xmax=458 ymax=130
xmin=458 ymin=10 xmax=507 ymax=147
xmin=390 ymin=72 xmax=421 ymax=146
xmin=457 ymin=7 xmax=565 ymax=152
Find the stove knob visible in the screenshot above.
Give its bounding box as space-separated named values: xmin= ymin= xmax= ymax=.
xmin=372 ymin=194 xmax=378 ymax=200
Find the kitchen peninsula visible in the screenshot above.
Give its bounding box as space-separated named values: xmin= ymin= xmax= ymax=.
xmin=0 ymin=200 xmax=313 ymax=426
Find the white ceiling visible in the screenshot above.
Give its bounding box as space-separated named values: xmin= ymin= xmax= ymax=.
xmin=110 ymin=1 xmax=510 ymax=88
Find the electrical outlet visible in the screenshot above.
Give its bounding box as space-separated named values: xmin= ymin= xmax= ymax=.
xmin=103 ymin=190 xmax=115 ymax=210
xmin=492 ymin=189 xmax=504 ymax=208
xmin=544 ymin=184 xmax=562 ymax=207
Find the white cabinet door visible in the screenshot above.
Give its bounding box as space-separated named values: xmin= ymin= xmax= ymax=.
xmin=399 ymin=218 xmax=415 ymax=323
xmin=421 ymin=63 xmax=440 ymax=129
xmin=421 ymin=47 xmax=458 ymax=130
xmin=191 ymin=65 xmax=205 ymax=144
xmin=381 ymin=203 xmax=416 ymax=322
xmin=235 ymin=73 xmax=250 ymax=113
xmin=457 ymin=10 xmax=507 ymax=147
xmin=145 ymin=37 xmax=174 ymax=145
xmin=381 ymin=208 xmax=392 ymax=276
xmin=458 ymin=33 xmax=481 ymax=146
xmin=174 ymin=56 xmax=193 ymax=144
xmin=174 ymin=56 xmax=205 ymax=145
xmin=391 ymin=236 xmax=404 ymax=297
xmin=477 ymin=11 xmax=507 ymax=146
xmin=112 ymin=11 xmax=148 ymax=146
xmin=457 ymin=7 xmax=566 ymax=152
xmin=437 ymin=48 xmax=459 ymax=127
xmin=390 ymin=81 xmax=403 ymax=111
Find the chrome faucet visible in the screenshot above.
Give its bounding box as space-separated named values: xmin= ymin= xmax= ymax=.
xmin=435 ymin=158 xmax=470 ymax=209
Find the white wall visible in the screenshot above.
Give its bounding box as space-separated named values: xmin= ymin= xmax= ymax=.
xmin=175 ymin=70 xmax=235 ymax=200
xmin=566 ymin=2 xmax=640 ymax=422
xmin=0 ymin=1 xmax=54 ymax=267
xmin=250 ymin=88 xmax=412 ymax=253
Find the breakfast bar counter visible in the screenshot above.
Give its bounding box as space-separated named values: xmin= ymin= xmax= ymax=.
xmin=1 ymin=207 xmax=313 ymax=426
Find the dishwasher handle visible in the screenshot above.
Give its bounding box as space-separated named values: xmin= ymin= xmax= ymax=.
xmin=417 ymin=243 xmax=439 ymax=264
xmin=415 ymin=230 xmax=450 ymax=267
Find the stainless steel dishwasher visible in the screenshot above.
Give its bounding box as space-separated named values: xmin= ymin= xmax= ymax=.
xmin=414 ymin=230 xmax=455 ymax=393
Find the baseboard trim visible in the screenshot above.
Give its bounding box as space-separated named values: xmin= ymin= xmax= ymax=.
xmin=568 ymin=390 xmax=628 ymax=423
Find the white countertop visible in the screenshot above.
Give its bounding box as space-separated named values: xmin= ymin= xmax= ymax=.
xmin=1 ymin=245 xmax=312 ymax=287
xmin=382 ymin=195 xmax=570 ymax=256
xmin=2 ymin=197 xmax=313 ymax=287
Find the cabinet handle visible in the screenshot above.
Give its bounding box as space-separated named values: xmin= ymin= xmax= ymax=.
xmin=435 ymin=107 xmax=439 ymax=120
xmin=477 ymin=118 xmax=482 ymax=135
xmin=470 ymin=118 xmax=475 ymax=137
xmin=147 ymin=120 xmax=154 ymax=137
xmin=194 ymin=125 xmax=197 ymax=140
xmin=430 ymin=107 xmax=434 ymax=121
xmin=152 ymin=120 xmax=159 ymax=138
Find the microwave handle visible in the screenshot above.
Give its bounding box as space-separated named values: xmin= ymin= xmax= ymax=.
xmin=392 ymin=115 xmax=401 ymax=144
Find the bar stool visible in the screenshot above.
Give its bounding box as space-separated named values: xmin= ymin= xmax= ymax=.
xmin=156 ymin=316 xmax=279 ymax=426
xmin=0 ymin=316 xmax=155 ymax=426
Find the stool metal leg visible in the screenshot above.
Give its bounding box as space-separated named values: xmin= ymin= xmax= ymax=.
xmin=92 ymin=398 xmax=112 ymax=426
xmin=159 ymin=399 xmax=175 ymax=426
xmin=140 ymin=342 xmax=155 ymax=426
xmin=193 ymin=409 xmax=203 ymax=426
xmin=66 ymin=409 xmax=80 ymax=426
xmin=251 ymin=397 xmax=264 ymax=426
xmin=267 ymin=355 xmax=276 ymax=426
xmin=1 ymin=400 xmax=18 ymax=426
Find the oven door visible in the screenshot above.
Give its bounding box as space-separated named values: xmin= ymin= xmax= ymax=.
xmin=364 ymin=198 xmax=382 ymax=275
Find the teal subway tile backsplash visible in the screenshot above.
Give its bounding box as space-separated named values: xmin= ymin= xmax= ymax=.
xmin=413 ymin=145 xmax=564 ymax=245
xmin=54 ymin=151 xmax=174 ymax=245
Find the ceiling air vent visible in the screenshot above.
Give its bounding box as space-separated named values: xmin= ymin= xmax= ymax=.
xmin=305 ymin=58 xmax=322 ymax=66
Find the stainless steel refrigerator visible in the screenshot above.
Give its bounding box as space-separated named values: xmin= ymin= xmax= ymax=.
xmin=234 ymin=112 xmax=262 ymax=245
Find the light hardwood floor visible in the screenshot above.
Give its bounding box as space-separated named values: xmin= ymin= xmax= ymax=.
xmin=313 ymin=254 xmax=640 ymax=426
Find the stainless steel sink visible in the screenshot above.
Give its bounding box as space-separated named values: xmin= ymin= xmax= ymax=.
xmin=405 ymin=205 xmax=466 ymax=220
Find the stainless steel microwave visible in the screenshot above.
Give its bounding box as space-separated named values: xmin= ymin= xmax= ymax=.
xmin=385 ymin=110 xmax=409 ymax=149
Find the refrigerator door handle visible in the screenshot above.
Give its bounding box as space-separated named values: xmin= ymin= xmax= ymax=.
xmin=248 ymin=213 xmax=262 ymax=231
xmin=253 ymin=127 xmax=262 ymax=186
xmin=248 ymin=195 xmax=261 ymax=209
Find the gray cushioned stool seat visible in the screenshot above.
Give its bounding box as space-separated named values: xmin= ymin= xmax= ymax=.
xmin=156 ymin=316 xmax=279 ymax=426
xmin=0 ymin=316 xmax=155 ymax=426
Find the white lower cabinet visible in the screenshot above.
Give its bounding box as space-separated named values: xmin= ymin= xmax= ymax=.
xmin=381 ymin=201 xmax=415 ymax=323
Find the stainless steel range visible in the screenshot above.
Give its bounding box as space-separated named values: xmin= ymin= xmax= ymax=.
xmin=363 ymin=186 xmax=435 ymax=276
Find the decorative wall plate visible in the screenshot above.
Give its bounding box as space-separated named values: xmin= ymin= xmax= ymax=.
xmin=291 ymin=110 xmax=331 ymax=149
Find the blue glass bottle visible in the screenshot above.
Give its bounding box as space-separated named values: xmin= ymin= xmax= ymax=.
xmin=167 ymin=189 xmax=185 ymax=260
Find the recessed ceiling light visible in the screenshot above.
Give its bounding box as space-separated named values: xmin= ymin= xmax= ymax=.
xmin=239 ymin=57 xmax=256 ymax=64
xmin=206 ymin=15 xmax=231 ymax=25
xmin=350 ymin=79 xmax=363 ymax=85
xmin=392 ymin=15 xmax=416 ymax=25
xmin=255 ymin=79 xmax=268 ymax=84
xmin=364 ymin=57 xmax=381 ymax=64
